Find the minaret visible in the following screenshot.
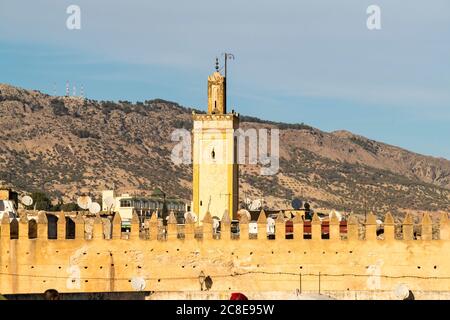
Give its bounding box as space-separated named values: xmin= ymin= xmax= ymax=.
xmin=207 ymin=57 xmax=226 ymax=114
xmin=192 ymin=59 xmax=239 ymax=223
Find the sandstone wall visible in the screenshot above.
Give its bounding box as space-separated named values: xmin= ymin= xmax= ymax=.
xmin=0 ymin=211 xmax=449 ymax=299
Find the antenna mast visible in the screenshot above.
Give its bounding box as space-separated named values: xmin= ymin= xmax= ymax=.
xmin=222 ymin=52 xmax=235 ymax=113
xmin=66 ymin=81 xmax=70 ymax=97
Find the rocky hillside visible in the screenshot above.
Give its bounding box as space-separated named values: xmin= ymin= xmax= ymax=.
xmin=0 ymin=83 xmax=449 ymax=215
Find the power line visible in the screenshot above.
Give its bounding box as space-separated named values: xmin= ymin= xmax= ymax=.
xmin=0 ymin=270 xmax=449 ymax=282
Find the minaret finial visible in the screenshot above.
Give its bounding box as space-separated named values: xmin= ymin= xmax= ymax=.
xmin=215 ymin=57 xmax=219 ymax=72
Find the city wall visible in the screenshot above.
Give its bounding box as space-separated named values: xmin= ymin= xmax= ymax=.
xmin=1 ymin=211 xmax=449 ymax=299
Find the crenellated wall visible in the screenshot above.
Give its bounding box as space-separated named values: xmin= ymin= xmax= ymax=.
xmin=1 ymin=210 xmax=449 ymax=299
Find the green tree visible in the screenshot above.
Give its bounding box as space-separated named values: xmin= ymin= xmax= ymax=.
xmin=60 ymin=203 xmax=79 ymax=212
xmin=31 ymin=191 xmax=52 ymax=211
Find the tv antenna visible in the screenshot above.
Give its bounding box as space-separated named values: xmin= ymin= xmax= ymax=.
xmin=104 ymin=196 xmax=115 ymax=213
xmin=65 ymin=81 xmax=70 ymax=97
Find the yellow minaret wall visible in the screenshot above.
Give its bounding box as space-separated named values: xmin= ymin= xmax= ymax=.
xmin=192 ymin=71 xmax=239 ymax=223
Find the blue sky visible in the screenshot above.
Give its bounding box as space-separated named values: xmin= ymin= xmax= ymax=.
xmin=0 ymin=0 xmax=449 ymax=159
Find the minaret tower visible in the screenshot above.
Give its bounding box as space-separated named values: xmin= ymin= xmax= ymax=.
xmin=192 ymin=58 xmax=239 ymax=223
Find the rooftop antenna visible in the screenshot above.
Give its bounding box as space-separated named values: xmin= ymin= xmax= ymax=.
xmin=53 ymin=82 xmax=57 ymax=96
xmin=80 ymin=84 xmax=84 ymax=99
xmin=65 ymin=81 xmax=70 ymax=97
xmin=222 ymin=52 xmax=235 ymax=113
xmin=73 ymin=84 xmax=77 ymax=97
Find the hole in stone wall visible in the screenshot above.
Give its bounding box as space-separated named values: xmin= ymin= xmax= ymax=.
xmin=31 ymin=266 xmax=34 ymax=269
xmin=417 ymin=266 xmax=421 ymax=269
xmin=85 ymin=280 xmax=88 ymax=283
xmin=177 ymin=249 xmax=180 ymax=251
xmin=250 ymin=252 xmax=253 ymax=255
xmin=100 ymin=266 xmax=103 ymax=269
xmin=125 ymin=264 xmax=128 ymax=267
xmin=84 ymin=266 xmax=88 ymax=269
xmin=158 ymin=279 xmax=161 ymax=282
xmin=322 ymin=251 xmax=326 ymax=254
xmin=182 ymin=266 xmax=185 ymax=268
xmin=349 ymin=251 xmax=353 ymax=254
xmin=58 ymin=266 xmax=61 ymax=269
xmin=434 ymin=266 xmax=437 ymax=269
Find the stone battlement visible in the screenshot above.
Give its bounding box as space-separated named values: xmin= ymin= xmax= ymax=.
xmin=1 ymin=211 xmax=449 ymax=298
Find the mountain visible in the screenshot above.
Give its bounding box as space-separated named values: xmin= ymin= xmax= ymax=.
xmin=0 ymin=83 xmax=449 ymax=215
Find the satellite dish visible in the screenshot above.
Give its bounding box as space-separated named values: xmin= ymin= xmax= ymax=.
xmin=184 ymin=212 xmax=198 ymax=223
xmin=21 ymin=195 xmax=33 ymax=207
xmin=249 ymin=199 xmax=262 ymax=211
xmin=104 ymin=196 xmax=114 ymax=210
xmin=77 ymin=195 xmax=92 ymax=210
xmin=88 ymin=202 xmax=101 ymax=214
xmin=237 ymin=209 xmax=251 ymax=221
xmin=394 ymin=284 xmax=410 ymax=300
xmin=291 ymin=198 xmax=303 ymax=210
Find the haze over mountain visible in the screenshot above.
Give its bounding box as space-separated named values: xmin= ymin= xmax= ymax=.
xmin=1 ymin=83 xmax=449 ymax=215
